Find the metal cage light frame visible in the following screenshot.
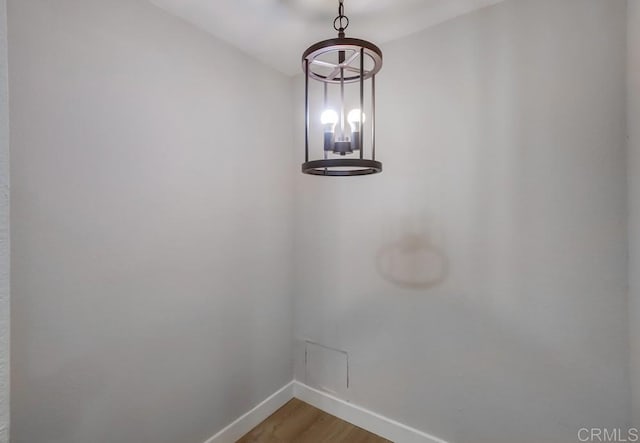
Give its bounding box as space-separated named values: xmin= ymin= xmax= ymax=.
xmin=301 ymin=0 xmax=383 ymax=176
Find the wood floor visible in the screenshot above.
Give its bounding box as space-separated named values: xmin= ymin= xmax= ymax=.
xmin=236 ymin=398 xmax=392 ymax=443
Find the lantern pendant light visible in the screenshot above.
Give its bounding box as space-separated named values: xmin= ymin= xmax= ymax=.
xmin=301 ymin=0 xmax=383 ymax=176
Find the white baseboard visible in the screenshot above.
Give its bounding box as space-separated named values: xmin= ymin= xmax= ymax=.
xmin=293 ymin=381 xmax=449 ymax=443
xmin=203 ymin=380 xmax=448 ymax=443
xmin=203 ymin=381 xmax=294 ymax=443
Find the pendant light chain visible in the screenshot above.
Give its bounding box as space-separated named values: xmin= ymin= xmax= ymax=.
xmin=333 ymin=0 xmax=349 ymax=37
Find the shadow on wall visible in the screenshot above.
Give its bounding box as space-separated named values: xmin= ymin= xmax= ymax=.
xmin=376 ymin=217 xmax=448 ymax=290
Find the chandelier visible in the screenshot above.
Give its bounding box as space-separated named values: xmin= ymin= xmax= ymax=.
xmin=301 ymin=0 xmax=383 ymax=176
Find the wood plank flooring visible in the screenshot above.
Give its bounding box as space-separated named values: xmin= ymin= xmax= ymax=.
xmin=236 ymin=398 xmax=392 ymax=443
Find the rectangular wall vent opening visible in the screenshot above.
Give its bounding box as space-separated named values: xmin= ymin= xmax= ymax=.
xmin=304 ymin=340 xmax=349 ymax=399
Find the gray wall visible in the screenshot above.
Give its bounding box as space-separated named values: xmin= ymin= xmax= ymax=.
xmin=8 ymin=1 xmax=294 ymax=442
xmin=293 ymin=1 xmax=630 ymax=442
xmin=0 ymin=0 xmax=8 ymax=441
xmin=629 ymin=0 xmax=640 ymax=428
xmin=7 ymin=0 xmax=634 ymax=441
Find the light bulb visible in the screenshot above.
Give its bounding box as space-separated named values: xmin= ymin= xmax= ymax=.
xmin=347 ymin=109 xmax=365 ymax=150
xmin=347 ymin=109 xmax=365 ymax=131
xmin=321 ymin=109 xmax=339 ymax=151
xmin=320 ymin=109 xmax=339 ymax=129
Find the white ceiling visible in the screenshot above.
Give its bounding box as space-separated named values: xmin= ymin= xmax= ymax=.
xmin=149 ymin=0 xmax=505 ymax=75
